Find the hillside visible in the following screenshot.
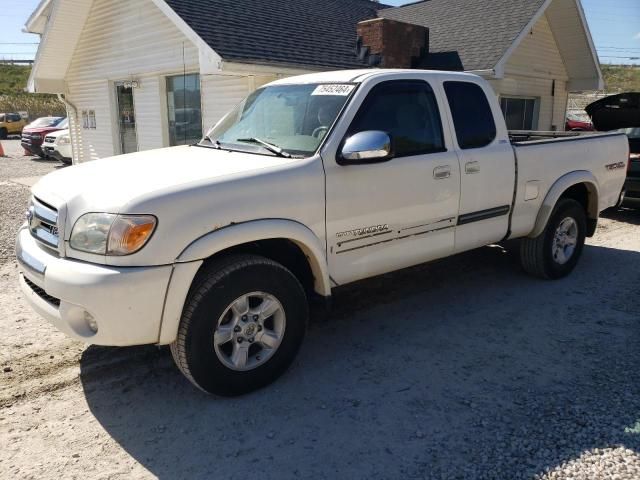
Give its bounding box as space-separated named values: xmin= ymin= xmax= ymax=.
xmin=601 ymin=64 xmax=640 ymax=93
xmin=0 ymin=64 xmax=31 ymax=95
xmin=0 ymin=64 xmax=65 ymax=118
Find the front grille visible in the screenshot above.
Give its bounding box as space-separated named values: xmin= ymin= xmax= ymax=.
xmin=23 ymin=276 xmax=61 ymax=307
xmin=29 ymin=197 xmax=60 ymax=251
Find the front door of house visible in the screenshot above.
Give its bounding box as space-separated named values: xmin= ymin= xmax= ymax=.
xmin=116 ymin=83 xmax=138 ymax=154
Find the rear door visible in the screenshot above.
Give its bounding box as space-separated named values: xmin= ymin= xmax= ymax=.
xmin=323 ymin=78 xmax=461 ymax=285
xmin=443 ymin=81 xmax=516 ymax=252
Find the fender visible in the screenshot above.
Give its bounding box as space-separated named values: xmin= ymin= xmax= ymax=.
xmin=528 ymin=170 xmax=599 ymax=238
xmin=157 ymin=219 xmax=331 ymax=345
xmin=177 ymin=218 xmax=331 ymax=296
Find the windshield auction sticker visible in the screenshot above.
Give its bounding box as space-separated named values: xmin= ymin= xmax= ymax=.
xmin=312 ymin=84 xmax=356 ymax=96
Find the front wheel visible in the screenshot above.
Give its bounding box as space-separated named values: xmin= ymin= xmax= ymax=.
xmin=520 ymin=198 xmax=587 ymax=279
xmin=170 ymin=254 xmax=308 ymax=396
xmin=0 ymin=128 xmax=7 ymax=140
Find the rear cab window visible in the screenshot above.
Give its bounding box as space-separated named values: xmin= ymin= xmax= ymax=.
xmin=444 ymin=81 xmax=497 ymax=149
xmin=347 ymin=80 xmax=446 ymax=158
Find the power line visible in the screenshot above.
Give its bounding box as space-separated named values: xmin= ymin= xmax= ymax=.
xmin=599 ymin=55 xmax=640 ymax=60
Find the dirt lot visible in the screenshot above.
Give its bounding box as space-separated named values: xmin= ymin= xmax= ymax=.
xmin=1 ymin=143 xmax=640 ymax=479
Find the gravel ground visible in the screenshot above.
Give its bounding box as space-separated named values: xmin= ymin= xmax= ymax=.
xmin=0 ymin=150 xmax=639 ymax=479
xmin=0 ymin=140 xmax=64 ymax=262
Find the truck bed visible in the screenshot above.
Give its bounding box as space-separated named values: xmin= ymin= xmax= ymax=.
xmin=507 ymin=130 xmax=629 ymax=240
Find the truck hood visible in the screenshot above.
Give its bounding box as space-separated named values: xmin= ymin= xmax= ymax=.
xmin=32 ymin=145 xmax=297 ymax=213
xmin=585 ymin=93 xmax=640 ymax=131
xmin=45 ymin=128 xmax=70 ymax=139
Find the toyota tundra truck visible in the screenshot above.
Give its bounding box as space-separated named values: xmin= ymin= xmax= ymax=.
xmin=16 ymin=70 xmax=629 ymax=396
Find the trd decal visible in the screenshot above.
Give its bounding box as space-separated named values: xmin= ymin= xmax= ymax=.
xmin=605 ymin=162 xmax=626 ymax=171
xmin=336 ymin=224 xmax=390 ymax=239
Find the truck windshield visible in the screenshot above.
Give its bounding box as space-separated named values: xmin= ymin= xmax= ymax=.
xmin=203 ymin=83 xmax=356 ymax=157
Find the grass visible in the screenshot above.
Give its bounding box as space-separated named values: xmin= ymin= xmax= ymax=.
xmin=0 ymin=64 xmax=31 ymax=94
xmin=601 ymin=64 xmax=640 ymax=93
xmin=0 ymin=64 xmax=65 ymax=118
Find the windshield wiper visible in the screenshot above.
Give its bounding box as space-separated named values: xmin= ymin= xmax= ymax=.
xmin=236 ymin=137 xmax=292 ymax=158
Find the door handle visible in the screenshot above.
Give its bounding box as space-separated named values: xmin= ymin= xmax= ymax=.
xmin=433 ymin=165 xmax=451 ymax=179
xmin=465 ymin=161 xmax=480 ymax=174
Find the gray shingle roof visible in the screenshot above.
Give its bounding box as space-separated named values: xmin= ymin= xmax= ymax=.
xmin=163 ymin=0 xmax=387 ymax=70
xmin=163 ymin=0 xmax=547 ymax=72
xmin=379 ymin=0 xmax=547 ymax=71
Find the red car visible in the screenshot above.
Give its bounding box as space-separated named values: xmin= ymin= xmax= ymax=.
xmin=565 ymin=112 xmax=593 ymax=131
xmin=22 ymin=117 xmax=68 ymax=158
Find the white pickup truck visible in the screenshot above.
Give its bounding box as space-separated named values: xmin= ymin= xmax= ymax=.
xmin=16 ymin=69 xmax=628 ymax=396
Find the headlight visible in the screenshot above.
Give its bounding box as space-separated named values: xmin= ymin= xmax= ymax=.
xmin=70 ymin=213 xmax=157 ymax=256
xmin=58 ymin=135 xmax=71 ymax=145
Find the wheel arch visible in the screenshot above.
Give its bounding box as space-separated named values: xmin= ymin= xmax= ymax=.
xmin=529 ymin=171 xmax=599 ymax=238
xmin=158 ymin=220 xmax=330 ymax=345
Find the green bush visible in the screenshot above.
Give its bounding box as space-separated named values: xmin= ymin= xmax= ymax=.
xmin=0 ymin=94 xmax=66 ymax=119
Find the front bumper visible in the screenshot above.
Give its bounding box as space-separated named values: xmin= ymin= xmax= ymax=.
xmin=22 ymin=141 xmax=43 ymax=156
xmin=16 ymin=227 xmax=174 ymax=346
xmin=43 ymin=147 xmax=71 ymax=163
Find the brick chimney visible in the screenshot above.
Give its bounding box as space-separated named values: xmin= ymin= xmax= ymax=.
xmin=356 ymin=18 xmax=429 ymax=68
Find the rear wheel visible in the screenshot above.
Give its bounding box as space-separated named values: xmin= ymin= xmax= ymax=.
xmin=0 ymin=128 xmax=7 ymax=140
xmin=520 ymin=198 xmax=587 ymax=279
xmin=170 ymin=254 xmax=308 ymax=396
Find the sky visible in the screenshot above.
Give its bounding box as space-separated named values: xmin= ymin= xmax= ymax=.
xmin=1 ymin=0 xmax=639 ymax=65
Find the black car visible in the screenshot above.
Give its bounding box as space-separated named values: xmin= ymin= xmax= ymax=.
xmin=586 ymin=93 xmax=640 ymax=206
xmin=622 ymin=128 xmax=640 ymax=202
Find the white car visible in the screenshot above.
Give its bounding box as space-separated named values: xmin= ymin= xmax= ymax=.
xmin=16 ymin=69 xmax=629 ymax=396
xmin=43 ymin=129 xmax=72 ymax=165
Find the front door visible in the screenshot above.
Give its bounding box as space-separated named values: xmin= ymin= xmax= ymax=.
xmin=323 ymin=79 xmax=461 ymax=286
xmin=116 ymin=83 xmax=138 ymax=154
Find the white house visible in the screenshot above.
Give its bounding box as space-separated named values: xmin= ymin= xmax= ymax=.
xmin=25 ymin=0 xmax=602 ymax=164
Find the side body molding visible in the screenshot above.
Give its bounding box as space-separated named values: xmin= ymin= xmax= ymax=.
xmin=177 ymin=219 xmax=331 ymax=297
xmin=528 ymin=170 xmax=599 ymax=238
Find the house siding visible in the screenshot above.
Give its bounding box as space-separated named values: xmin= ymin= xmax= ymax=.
xmin=200 ymin=74 xmax=280 ymax=131
xmin=489 ymin=14 xmax=569 ymax=131
xmin=66 ymin=0 xmax=200 ymax=162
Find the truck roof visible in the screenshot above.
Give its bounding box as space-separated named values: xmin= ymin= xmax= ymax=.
xmin=267 ymin=69 xmax=481 ymax=86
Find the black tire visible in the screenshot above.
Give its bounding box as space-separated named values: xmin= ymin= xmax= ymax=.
xmin=0 ymin=128 xmax=7 ymax=140
xmin=170 ymin=254 xmax=308 ymax=396
xmin=61 ymin=157 xmax=73 ymax=166
xmin=520 ymin=198 xmax=587 ymax=279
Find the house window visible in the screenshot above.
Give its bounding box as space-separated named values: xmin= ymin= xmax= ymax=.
xmin=166 ymin=74 xmax=202 ymax=146
xmin=500 ymin=97 xmax=538 ymax=131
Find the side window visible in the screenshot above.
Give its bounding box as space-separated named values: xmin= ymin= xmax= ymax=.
xmin=348 ymin=80 xmax=445 ymax=157
xmin=444 ymin=81 xmax=496 ymax=149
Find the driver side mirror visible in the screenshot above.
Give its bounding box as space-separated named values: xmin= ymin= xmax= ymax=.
xmin=337 ymin=131 xmax=392 ymax=166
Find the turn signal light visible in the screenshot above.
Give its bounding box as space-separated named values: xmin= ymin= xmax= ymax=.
xmin=107 ymin=216 xmax=157 ymax=256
